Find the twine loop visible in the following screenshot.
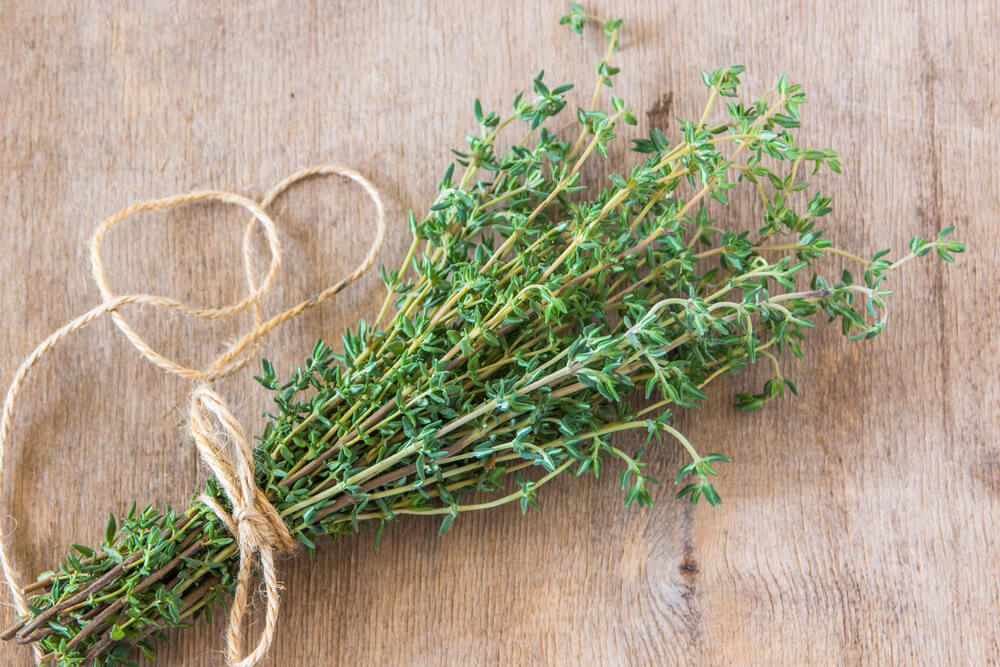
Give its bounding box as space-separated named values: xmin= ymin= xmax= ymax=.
xmin=0 ymin=164 xmax=386 ymax=665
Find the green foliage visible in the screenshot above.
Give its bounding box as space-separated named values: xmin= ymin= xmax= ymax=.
xmin=7 ymin=6 xmax=963 ymax=665
xmin=676 ymin=453 xmax=732 ymax=507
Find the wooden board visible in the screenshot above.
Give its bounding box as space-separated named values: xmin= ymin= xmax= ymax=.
xmin=1 ymin=1 xmax=997 ymax=664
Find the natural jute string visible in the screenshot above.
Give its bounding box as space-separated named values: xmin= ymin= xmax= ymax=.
xmin=0 ymin=164 xmax=386 ymax=665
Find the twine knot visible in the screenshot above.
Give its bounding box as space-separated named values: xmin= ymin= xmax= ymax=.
xmin=0 ymin=164 xmax=385 ymax=665
xmin=190 ymin=383 xmax=295 ymax=667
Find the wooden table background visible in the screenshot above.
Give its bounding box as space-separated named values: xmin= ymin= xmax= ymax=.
xmin=1 ymin=1 xmax=997 ymax=665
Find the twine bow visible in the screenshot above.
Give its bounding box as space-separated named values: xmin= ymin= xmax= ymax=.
xmin=0 ymin=164 xmax=386 ymax=665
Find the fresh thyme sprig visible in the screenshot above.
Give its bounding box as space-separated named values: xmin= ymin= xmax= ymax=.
xmin=2 ymin=7 xmax=963 ymax=665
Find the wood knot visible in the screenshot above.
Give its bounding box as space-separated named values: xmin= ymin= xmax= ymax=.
xmin=679 ymin=558 xmax=699 ymax=578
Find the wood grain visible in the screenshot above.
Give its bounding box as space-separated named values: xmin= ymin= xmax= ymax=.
xmin=1 ymin=1 xmax=997 ymax=665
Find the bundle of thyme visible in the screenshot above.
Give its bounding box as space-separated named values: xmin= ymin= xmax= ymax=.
xmin=2 ymin=6 xmax=963 ymax=666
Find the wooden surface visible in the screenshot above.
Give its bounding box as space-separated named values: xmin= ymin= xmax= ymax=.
xmin=1 ymin=1 xmax=997 ymax=665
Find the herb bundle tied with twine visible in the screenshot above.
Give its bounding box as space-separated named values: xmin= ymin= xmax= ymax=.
xmin=0 ymin=6 xmax=965 ymax=666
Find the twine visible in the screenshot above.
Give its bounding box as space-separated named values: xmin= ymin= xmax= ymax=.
xmin=0 ymin=164 xmax=386 ymax=665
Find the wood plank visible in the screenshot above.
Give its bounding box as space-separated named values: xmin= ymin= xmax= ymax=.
xmin=0 ymin=1 xmax=996 ymax=664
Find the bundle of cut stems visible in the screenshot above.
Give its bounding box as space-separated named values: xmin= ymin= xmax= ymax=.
xmin=1 ymin=8 xmax=963 ymax=666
